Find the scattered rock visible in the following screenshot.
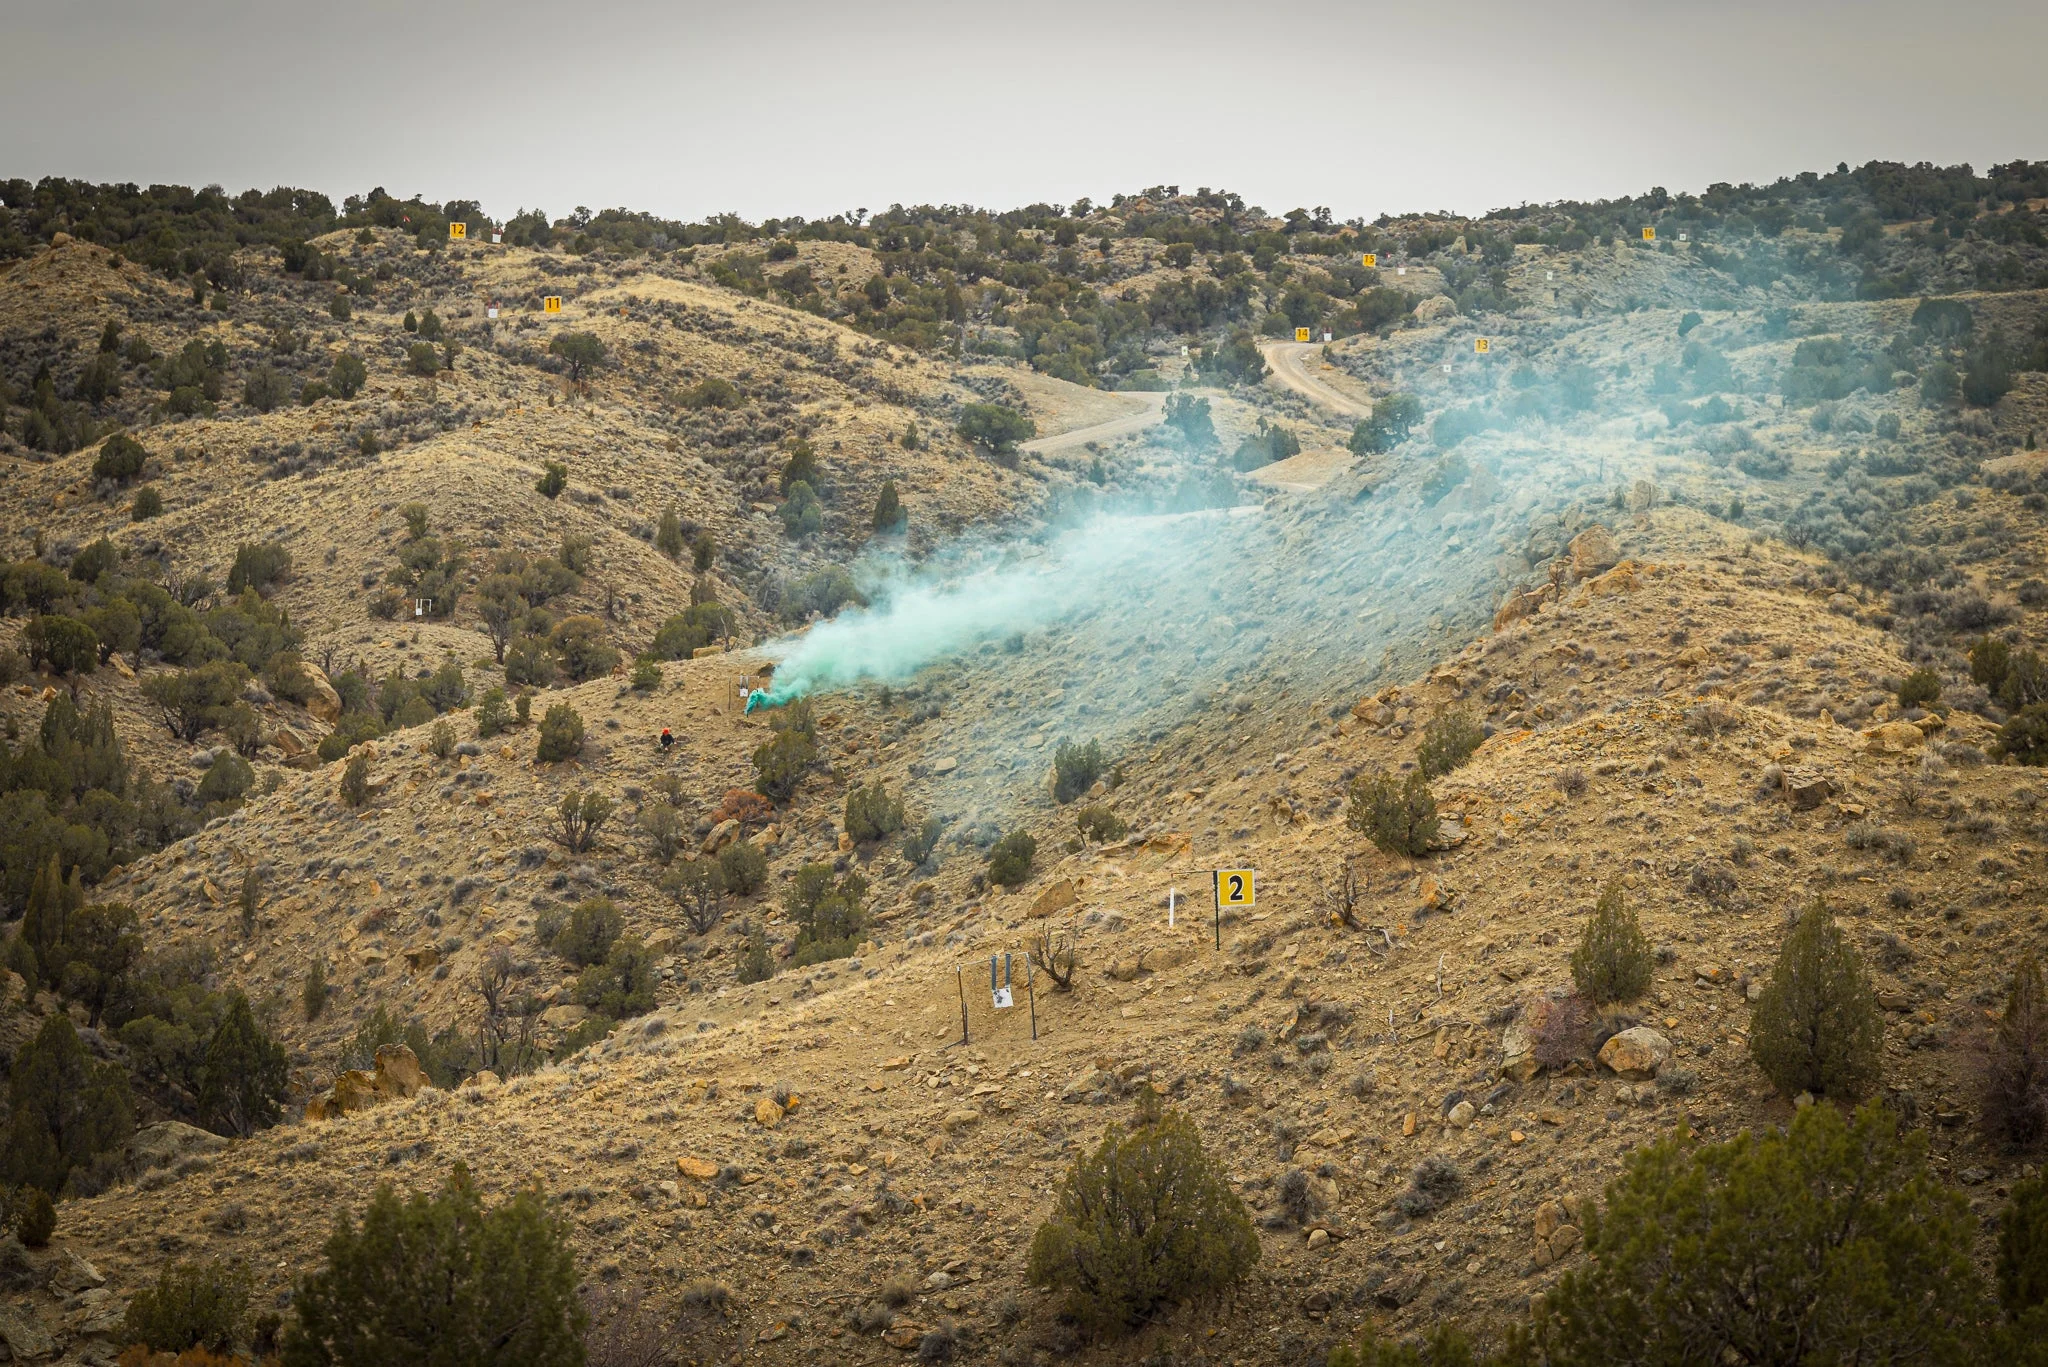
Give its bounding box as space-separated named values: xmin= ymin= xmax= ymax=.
xmin=1565 ymin=526 xmax=1620 ymax=581
xmin=1027 ymin=879 xmax=1077 ymax=919
xmin=702 ymin=818 xmax=740 ymax=854
xmin=1531 ymin=1199 xmax=1583 ymax=1268
xmin=1861 ymin=721 xmax=1926 ymax=754
xmin=1597 ymin=1026 xmax=1672 ymax=1081
xmin=677 ymin=1156 xmax=720 ymax=1181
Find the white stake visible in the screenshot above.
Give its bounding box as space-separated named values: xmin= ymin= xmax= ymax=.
xmin=1168 ymin=887 xmax=1175 ymax=928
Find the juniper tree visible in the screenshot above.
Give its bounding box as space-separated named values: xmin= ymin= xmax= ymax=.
xmin=1749 ymin=896 xmax=1883 ymax=1100
xmin=1570 ymin=880 xmax=1653 ymax=1005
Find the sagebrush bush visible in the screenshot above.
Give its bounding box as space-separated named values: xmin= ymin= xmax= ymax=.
xmin=1571 ymin=880 xmax=1653 ymax=1004
xmin=1749 ymin=896 xmax=1883 ymax=1100
xmin=1417 ymin=707 xmax=1484 ymax=778
xmin=1393 ymin=1156 xmax=1462 ymax=1218
xmin=1346 ymin=768 xmax=1438 ymax=857
xmin=1026 ymin=1104 xmax=1257 ymax=1335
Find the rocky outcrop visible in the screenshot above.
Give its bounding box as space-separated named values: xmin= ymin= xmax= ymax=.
xmin=303 ymin=1044 xmax=430 ymax=1121
xmin=300 ymin=663 xmax=344 ymax=724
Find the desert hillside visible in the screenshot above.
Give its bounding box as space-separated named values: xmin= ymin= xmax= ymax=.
xmin=2 ymin=166 xmax=2047 ymax=1364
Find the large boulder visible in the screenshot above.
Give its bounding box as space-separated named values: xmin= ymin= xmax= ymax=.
xmin=1862 ymin=721 xmax=1927 ymax=754
xmin=1565 ymin=526 xmax=1620 ymax=581
xmin=300 ymin=663 xmax=344 ymax=724
xmin=1597 ymin=1026 xmax=1672 ymax=1080
xmin=123 ymin=1120 xmax=230 ymax=1179
xmin=372 ymin=1043 xmax=428 ymax=1098
xmin=1027 ymin=879 xmax=1077 ymax=919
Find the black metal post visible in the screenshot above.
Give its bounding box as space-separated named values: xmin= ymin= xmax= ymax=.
xmin=957 ymin=968 xmax=968 ymax=1046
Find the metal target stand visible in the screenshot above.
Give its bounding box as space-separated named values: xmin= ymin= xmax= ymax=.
xmin=948 ymin=951 xmax=1036 ymax=1049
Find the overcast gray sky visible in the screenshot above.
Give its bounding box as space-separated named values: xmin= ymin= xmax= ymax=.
xmin=5 ymin=0 xmax=2043 ymax=223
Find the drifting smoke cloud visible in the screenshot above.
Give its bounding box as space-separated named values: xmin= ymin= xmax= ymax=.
xmin=751 ymin=411 xmax=1639 ymax=830
xmin=758 ymin=508 xmax=1259 ymax=706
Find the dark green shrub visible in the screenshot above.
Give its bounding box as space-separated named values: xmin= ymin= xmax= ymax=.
xmin=655 ymin=505 xmax=685 ymax=560
xmin=2000 ymin=1174 xmax=2048 ymax=1331
xmin=281 ymin=1165 xmax=585 ymax=1367
xmin=23 ymin=614 xmax=99 ymax=676
xmin=329 ymin=353 xmax=366 ymax=398
xmin=1571 ymin=880 xmax=1653 ymax=1004
xmin=735 ymin=925 xmax=774 ymax=984
xmin=132 ymin=485 xmax=163 ymax=520
xmin=780 ymin=480 xmax=823 ymax=538
xmin=195 ymin=750 xmax=254 ymax=806
xmin=548 ymin=331 xmax=605 ymax=382
xmin=681 ymin=377 xmax=742 ymax=409
xmin=1026 ymin=1103 xmax=1258 ymax=1336
xmin=552 ymin=897 xmax=621 ymax=967
xmin=1346 ymin=769 xmax=1438 ymax=857
xmin=475 ymin=687 xmax=511 ymax=738
xmin=303 ymin=959 xmax=328 ymax=1020
xmin=1052 ymin=738 xmax=1107 ymax=804
xmin=553 ymin=790 xmax=612 ymax=854
xmin=1749 ymin=896 xmax=1883 ymax=1100
xmin=988 ymin=830 xmax=1037 ymax=887
xmin=339 ymin=752 xmax=370 ymax=807
xmin=751 ymin=705 xmax=818 ymax=802
xmin=844 ymin=781 xmax=905 ymax=842
xmin=1348 ymin=393 xmax=1422 ymax=454
xmin=1162 ymin=393 xmax=1217 ymax=449
xmin=900 ymin=815 xmax=941 ymax=868
xmin=1972 ymin=635 xmax=2013 ymax=690
xmin=718 ymin=838 xmax=767 ymax=896
xmin=664 ymin=859 xmax=725 ymax=935
xmin=787 ymin=864 xmax=868 ymax=964
xmin=11 ymin=1186 xmax=55 ymax=1248
xmin=1999 ymin=704 xmax=2048 ymax=766
xmin=650 ymin=602 xmax=734 ymax=659
xmin=226 ymin=541 xmax=291 ymax=595
xmin=550 ymin=615 xmax=618 ymax=682
xmin=1897 ymin=668 xmax=1942 ymax=709
xmin=535 ymin=461 xmax=567 ymax=498
xmin=198 ymin=990 xmax=289 ymax=1137
xmin=1524 ymin=1103 xmax=1984 ymax=1366
xmin=125 ymin=1257 xmax=253 ymax=1353
xmin=957 ymin=402 xmax=1035 ymax=454
xmin=243 ymin=364 xmax=290 ymax=412
xmin=1417 ymin=707 xmax=1484 ymax=778
xmin=778 ymin=440 xmax=820 ymax=495
xmin=143 ymin=661 xmax=252 ymax=741
xmin=92 ymin=432 xmax=148 ymax=483
xmin=4 ymin=1014 xmax=133 ymax=1194
xmin=872 ymin=480 xmax=905 ymax=531
xmin=536 ymin=704 xmax=585 ymax=762
xmin=575 ymin=938 xmax=655 ymax=1018
xmin=406 ymin=342 xmax=440 ymax=377
xmin=1074 ymin=805 xmax=1127 ymax=843
xmin=1981 ymin=950 xmax=2048 ymax=1152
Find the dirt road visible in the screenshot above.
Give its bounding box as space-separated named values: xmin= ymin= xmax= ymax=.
xmin=1020 ymin=389 xmax=1165 ymax=455
xmin=1260 ymin=341 xmax=1373 ymax=420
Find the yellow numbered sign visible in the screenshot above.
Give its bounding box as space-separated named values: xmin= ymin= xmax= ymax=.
xmin=1294 ymin=326 xmax=1311 ymax=343
xmin=1361 ymin=252 xmax=1378 ymax=269
xmin=448 ymin=222 xmax=466 ymax=240
xmin=1641 ymin=226 xmax=1656 ymax=242
xmin=1214 ymin=869 xmax=1255 ymax=908
xmin=542 ymin=296 xmax=563 ymax=314
xmin=1474 ymin=337 xmax=1491 ymax=355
